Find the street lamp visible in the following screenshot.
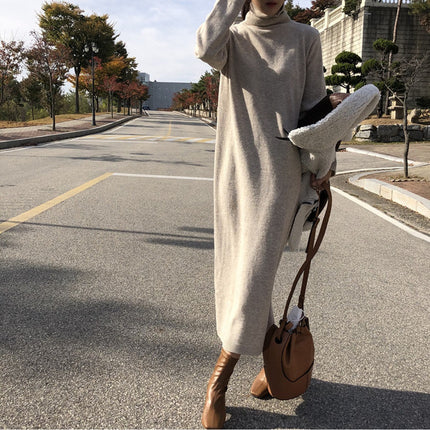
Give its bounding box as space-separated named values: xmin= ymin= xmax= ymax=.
xmin=85 ymin=42 xmax=99 ymax=126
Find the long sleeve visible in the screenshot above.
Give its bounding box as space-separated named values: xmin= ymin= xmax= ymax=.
xmin=300 ymin=31 xmax=327 ymax=114
xmin=195 ymin=0 xmax=244 ymax=70
xmin=297 ymin=32 xmax=337 ymax=178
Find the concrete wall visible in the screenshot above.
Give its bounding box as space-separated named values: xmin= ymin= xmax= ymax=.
xmin=355 ymin=123 xmax=430 ymax=141
xmin=312 ymin=0 xmax=430 ymax=102
xmin=314 ymin=5 xmax=365 ymax=75
xmin=144 ymin=82 xmax=192 ymax=110
xmin=361 ymin=5 xmax=430 ymax=101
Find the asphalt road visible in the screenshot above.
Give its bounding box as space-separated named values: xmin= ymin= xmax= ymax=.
xmin=0 ymin=111 xmax=429 ymax=429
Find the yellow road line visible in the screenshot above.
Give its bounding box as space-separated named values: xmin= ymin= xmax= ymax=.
xmin=160 ymin=121 xmax=172 ymax=139
xmin=0 ymin=172 xmax=113 ymax=235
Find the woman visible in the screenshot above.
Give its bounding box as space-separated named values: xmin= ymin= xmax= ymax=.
xmin=195 ymin=1 xmax=339 ymax=427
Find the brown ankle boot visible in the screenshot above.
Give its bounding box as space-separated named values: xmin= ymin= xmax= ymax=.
xmin=250 ymin=368 xmax=270 ymax=398
xmin=201 ymin=349 xmax=238 ymax=429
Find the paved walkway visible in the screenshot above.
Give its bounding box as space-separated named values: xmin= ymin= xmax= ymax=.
xmin=0 ymin=114 xmax=128 ymax=141
xmin=1 ymin=115 xmax=429 ymax=219
xmin=343 ymin=143 xmax=430 ymax=218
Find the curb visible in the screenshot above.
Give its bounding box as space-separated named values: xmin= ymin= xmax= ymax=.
xmin=178 ymin=111 xmax=217 ymax=130
xmin=349 ymin=171 xmax=430 ymax=218
xmin=345 ymin=147 xmax=427 ymax=167
xmin=0 ymin=115 xmax=140 ymax=150
xmin=198 ymin=117 xmax=217 ymax=129
xmin=344 ymin=146 xmax=430 ymax=219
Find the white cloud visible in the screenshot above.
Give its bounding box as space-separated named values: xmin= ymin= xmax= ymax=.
xmin=75 ymin=0 xmax=214 ymax=81
xmin=0 ymin=0 xmax=42 ymax=42
xmin=0 ymin=0 xmax=313 ymax=83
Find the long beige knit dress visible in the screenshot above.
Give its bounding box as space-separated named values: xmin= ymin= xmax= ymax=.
xmin=196 ymin=0 xmax=327 ymax=355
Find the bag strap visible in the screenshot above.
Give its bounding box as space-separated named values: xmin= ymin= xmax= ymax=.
xmin=282 ymin=182 xmax=332 ymax=321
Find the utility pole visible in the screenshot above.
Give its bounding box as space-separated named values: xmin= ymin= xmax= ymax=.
xmin=85 ymin=42 xmax=99 ymax=126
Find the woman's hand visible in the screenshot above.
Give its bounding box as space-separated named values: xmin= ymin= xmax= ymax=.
xmin=310 ymin=171 xmax=332 ymax=192
xmin=329 ymin=92 xmax=349 ymax=108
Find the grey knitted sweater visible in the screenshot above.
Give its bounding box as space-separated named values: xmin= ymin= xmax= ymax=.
xmin=196 ymin=0 xmax=327 ymax=355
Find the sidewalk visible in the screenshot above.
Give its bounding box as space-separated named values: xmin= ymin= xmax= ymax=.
xmin=343 ymin=142 xmax=430 ymax=219
xmin=0 ymin=113 xmax=138 ymax=149
xmin=1 ymin=115 xmax=429 ymax=219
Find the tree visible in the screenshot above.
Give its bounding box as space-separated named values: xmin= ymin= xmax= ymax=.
xmin=172 ymin=88 xmax=200 ymax=113
xmin=171 ymin=69 xmax=220 ymax=117
xmin=392 ymin=0 xmax=403 ymax=45
xmin=410 ymin=0 xmax=430 ymax=32
xmin=38 ymin=2 xmax=117 ymax=114
xmin=131 ymin=81 xmax=149 ymax=114
xmin=97 ymin=57 xmax=128 ymax=116
xmin=362 ymin=39 xmax=399 ymax=116
xmin=382 ymin=0 xmax=403 ymax=114
xmin=204 ymin=69 xmax=220 ymax=117
xmin=343 ymin=0 xmax=360 ymax=17
xmin=109 ymin=42 xmax=138 ymax=113
xmin=101 ymin=76 xmax=120 ymax=117
xmin=191 ymin=76 xmax=208 ymax=111
xmin=117 ymin=81 xmax=133 ymax=115
xmin=21 ymin=76 xmax=43 ymax=120
xmin=85 ymin=13 xmax=117 ymax=61
xmin=325 ymin=51 xmax=363 ymax=93
xmin=387 ymin=53 xmax=430 ymax=177
xmin=172 ymin=89 xmax=196 ymax=112
xmin=293 ymin=0 xmax=339 ymax=24
xmin=26 ymin=32 xmax=70 ymax=131
xmin=284 ymin=0 xmax=306 ymax=20
xmin=39 ymin=2 xmax=84 ymax=113
xmin=78 ymin=55 xmax=103 ymax=113
xmin=0 ymin=40 xmax=25 ymax=105
xmin=118 ymin=80 xmax=148 ymax=115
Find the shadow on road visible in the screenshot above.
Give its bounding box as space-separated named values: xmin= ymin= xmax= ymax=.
xmin=0 ymin=221 xmax=212 ymax=243
xmin=227 ymin=378 xmax=429 ymax=429
xmin=145 ymin=237 xmax=214 ymax=249
xmin=145 ymin=225 xmax=214 ymax=249
xmin=0 ymin=259 xmax=214 ymax=370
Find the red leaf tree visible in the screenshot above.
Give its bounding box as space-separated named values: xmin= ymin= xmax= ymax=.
xmin=26 ymin=31 xmax=71 ymax=130
xmin=0 ymin=40 xmax=25 ymax=105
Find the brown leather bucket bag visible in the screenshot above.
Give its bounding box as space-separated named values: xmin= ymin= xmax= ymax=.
xmin=263 ymin=182 xmax=332 ymax=400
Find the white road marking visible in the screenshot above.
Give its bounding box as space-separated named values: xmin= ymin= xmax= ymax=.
xmin=345 ymin=147 xmax=427 ymax=167
xmin=117 ymin=173 xmax=428 ymax=242
xmin=113 ymin=173 xmax=213 ymax=181
xmin=1 ymin=139 xmax=427 ymax=242
xmin=331 ymin=186 xmax=430 ymax=243
xmin=0 ymin=140 xmax=72 ymax=152
xmin=82 ymin=135 xmax=216 ymax=144
xmin=0 ymin=146 xmax=29 ymax=153
xmin=113 ymin=172 xmax=428 ymax=242
xmin=337 ymin=167 xmax=402 ymax=175
xmin=107 ymin=117 xmax=140 ymax=133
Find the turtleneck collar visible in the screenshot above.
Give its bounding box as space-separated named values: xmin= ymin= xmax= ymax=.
xmin=245 ymin=4 xmax=290 ymax=27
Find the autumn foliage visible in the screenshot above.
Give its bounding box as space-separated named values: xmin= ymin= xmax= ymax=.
xmin=0 ymin=1 xmax=148 ymax=124
xmin=172 ymin=69 xmax=220 ymax=117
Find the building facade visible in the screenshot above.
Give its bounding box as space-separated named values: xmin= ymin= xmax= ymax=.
xmin=141 ymin=80 xmax=192 ymax=110
xmin=311 ymin=0 xmax=430 ymax=101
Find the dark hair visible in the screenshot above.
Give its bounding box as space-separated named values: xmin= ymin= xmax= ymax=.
xmin=242 ymin=0 xmax=251 ymax=19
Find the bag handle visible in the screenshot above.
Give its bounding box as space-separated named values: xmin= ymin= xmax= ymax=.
xmin=281 ymin=181 xmax=332 ymax=321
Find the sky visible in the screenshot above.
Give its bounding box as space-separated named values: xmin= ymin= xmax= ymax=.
xmin=0 ymin=0 xmax=312 ymax=84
